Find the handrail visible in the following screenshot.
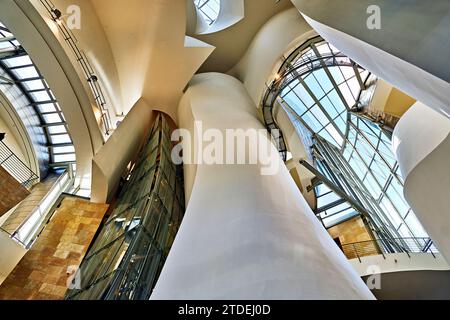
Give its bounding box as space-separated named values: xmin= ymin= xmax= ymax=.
xmin=0 ymin=140 xmax=39 ymax=189
xmin=0 ymin=227 xmax=27 ymax=247
xmin=9 ymin=169 xmax=73 ymax=248
xmin=39 ymin=0 xmax=114 ymax=136
xmin=340 ymin=237 xmax=438 ymax=262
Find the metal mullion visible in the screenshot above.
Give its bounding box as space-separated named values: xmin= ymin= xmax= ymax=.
xmin=289 ymin=88 xmax=312 ymax=118
xmin=8 ymin=64 xmax=34 ymax=70
xmin=311 ymin=70 xmax=348 ymax=130
xmin=40 ymin=122 xmax=67 ymax=128
xmin=302 ymin=159 xmax=385 ymax=246
xmin=16 ymin=76 xmax=43 ymax=83
xmin=377 ymin=178 xmax=420 ymax=241
xmin=27 ymin=88 xmax=47 ymax=94
xmin=348 ymin=118 xmax=403 ymax=185
xmin=0 ymin=48 xmax=26 ymax=60
xmin=318 ymin=142 xmax=373 ymax=204
xmin=361 ymin=152 xmax=377 ymax=184
xmin=47 ymin=142 xmax=73 ymax=148
xmin=281 ymin=100 xmax=316 ymax=135
xmin=352 ymin=63 xmax=366 ymax=90
xmin=317 ymin=190 xmax=334 ymax=199
xmin=321 ymin=206 xmax=357 ymax=222
xmin=298 ymin=77 xmax=344 ymax=140
xmin=346 ymin=137 xmax=387 ymax=195
xmin=316 ymin=198 xmax=348 ymax=214
xmin=311 ymin=44 xmax=351 ymax=111
xmin=0 ymin=75 xmax=13 ymax=85
xmin=333 ymin=148 xmax=409 ymax=247
xmin=317 ymin=139 xmax=402 ymax=243
xmin=49 ymin=132 xmax=69 ymax=136
xmin=40 ymin=110 xmax=63 ymax=115
xmin=29 ymin=100 xmax=58 ymax=106
xmin=0 ymin=57 xmax=51 ymax=146
xmin=316 ymin=145 xmax=364 ymax=204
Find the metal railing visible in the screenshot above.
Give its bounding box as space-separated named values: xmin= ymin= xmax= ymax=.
xmin=39 ymin=0 xmax=114 ymax=136
xmin=9 ymin=169 xmax=74 ymax=249
xmin=340 ymin=237 xmax=438 ymax=262
xmin=0 ymin=140 xmax=39 ymax=189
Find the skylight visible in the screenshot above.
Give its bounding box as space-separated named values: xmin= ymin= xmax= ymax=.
xmin=280 ymin=40 xmax=369 ymax=148
xmin=195 ymin=0 xmax=220 ymax=25
xmin=277 ymin=37 xmax=430 ymax=250
xmin=0 ymin=22 xmax=76 ymax=169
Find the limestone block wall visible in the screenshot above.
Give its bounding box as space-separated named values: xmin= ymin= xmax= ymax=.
xmin=0 ymin=197 xmax=108 ymax=300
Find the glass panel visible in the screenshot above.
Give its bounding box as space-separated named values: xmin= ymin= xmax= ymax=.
xmin=3 ymin=56 xmax=32 ymax=68
xmin=278 ymin=38 xmax=430 ymax=247
xmin=48 ymin=125 xmax=67 ymax=135
xmin=12 ymin=66 xmax=39 ymax=79
xmin=50 ymin=134 xmax=72 ymax=144
xmin=53 ymin=153 xmax=76 ymax=163
xmin=22 ymin=80 xmax=45 ymax=91
xmin=66 ymin=115 xmax=185 ymax=300
xmin=30 ymin=90 xmax=51 ymax=102
xmin=53 ymin=146 xmax=75 ymax=154
xmin=43 ymin=113 xmax=62 ymax=124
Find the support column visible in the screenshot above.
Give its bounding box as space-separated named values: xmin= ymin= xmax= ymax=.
xmin=151 ymin=73 xmax=374 ymax=299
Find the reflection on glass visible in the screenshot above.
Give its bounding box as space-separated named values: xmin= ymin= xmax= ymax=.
xmin=66 ymin=114 xmax=185 ymax=300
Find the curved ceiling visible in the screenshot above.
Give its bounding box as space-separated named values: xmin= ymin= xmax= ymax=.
xmin=87 ymin=0 xmax=214 ymax=121
xmin=188 ymin=0 xmax=294 ymax=73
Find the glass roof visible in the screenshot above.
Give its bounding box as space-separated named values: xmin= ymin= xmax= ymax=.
xmin=280 ymin=40 xmax=369 ymax=148
xmin=0 ymin=22 xmax=76 ymax=170
xmin=195 ymin=0 xmax=220 ymax=25
xmin=278 ymin=37 xmax=429 ymax=248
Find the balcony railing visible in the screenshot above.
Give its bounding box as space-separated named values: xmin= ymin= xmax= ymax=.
xmin=340 ymin=237 xmax=438 ymax=262
xmin=7 ymin=168 xmax=74 ymax=249
xmin=0 ymin=140 xmax=39 ymax=189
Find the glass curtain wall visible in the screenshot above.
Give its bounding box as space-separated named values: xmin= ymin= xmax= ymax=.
xmin=66 ymin=113 xmax=185 ymax=300
xmin=0 ymin=22 xmax=76 ymax=170
xmin=276 ymin=37 xmax=431 ymax=252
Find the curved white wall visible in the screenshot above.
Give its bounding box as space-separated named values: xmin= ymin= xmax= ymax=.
xmin=350 ymin=253 xmax=450 ymax=277
xmin=229 ymin=8 xmax=313 ymax=105
xmin=151 ymin=73 xmax=374 ymax=300
xmin=274 ymin=101 xmax=316 ymax=207
xmin=393 ymin=102 xmax=450 ymax=180
xmin=290 ymin=1 xmax=450 ymax=119
xmin=91 ymin=98 xmax=156 ymax=203
xmin=30 ymin=0 xmax=124 ymax=119
xmin=393 ymin=103 xmax=450 ymax=262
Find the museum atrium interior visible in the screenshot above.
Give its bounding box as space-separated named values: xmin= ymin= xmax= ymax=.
xmin=0 ymin=0 xmax=450 ymax=300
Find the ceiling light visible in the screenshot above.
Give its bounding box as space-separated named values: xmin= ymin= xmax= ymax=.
xmin=51 ymin=8 xmax=62 ymax=20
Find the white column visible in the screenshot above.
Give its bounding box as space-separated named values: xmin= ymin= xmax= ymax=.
xmin=290 ymin=0 xmax=450 ymax=119
xmin=393 ymin=102 xmax=450 ymax=262
xmin=151 ymin=73 xmax=374 ymax=300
